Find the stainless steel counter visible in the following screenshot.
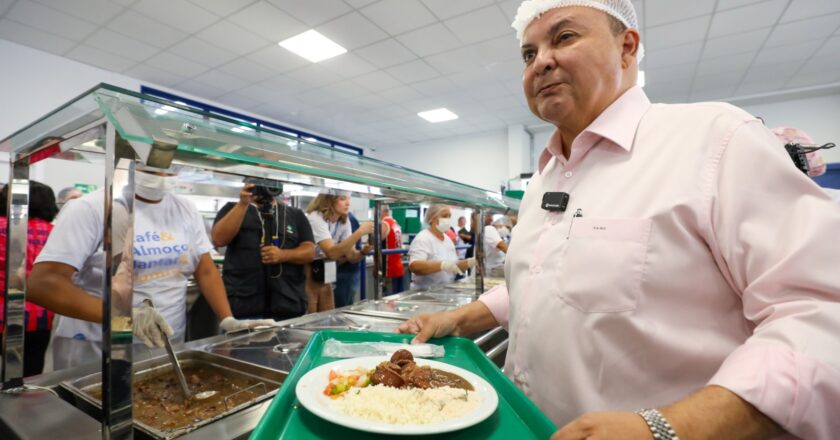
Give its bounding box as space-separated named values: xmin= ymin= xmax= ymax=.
xmin=0 ymin=283 xmax=508 ymax=439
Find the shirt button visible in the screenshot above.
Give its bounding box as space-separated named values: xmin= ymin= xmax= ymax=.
xmin=564 ymin=171 xmax=573 ymax=178
xmin=531 ymin=265 xmax=541 ymax=274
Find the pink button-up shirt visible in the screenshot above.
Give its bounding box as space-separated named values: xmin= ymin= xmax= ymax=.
xmin=479 ymin=86 xmax=840 ymax=439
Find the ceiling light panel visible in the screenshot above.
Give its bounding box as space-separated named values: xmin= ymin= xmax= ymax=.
xmin=418 ymin=108 xmax=459 ymax=123
xmin=279 ymin=29 xmax=347 ymax=63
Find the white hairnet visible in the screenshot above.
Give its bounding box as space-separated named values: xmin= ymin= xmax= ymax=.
xmin=57 ymin=186 xmax=83 ymax=204
xmin=511 ymin=0 xmax=644 ymax=63
xmin=424 ymin=204 xmax=450 ymax=225
xmin=493 ymin=217 xmax=512 ymax=227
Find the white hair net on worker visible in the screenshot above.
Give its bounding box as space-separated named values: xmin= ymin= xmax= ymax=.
xmin=424 ymin=204 xmax=450 ymax=225
xmin=136 ymin=163 xmax=184 ymax=175
xmin=511 ymin=0 xmax=644 ymax=63
xmin=493 ymin=216 xmax=512 ymax=227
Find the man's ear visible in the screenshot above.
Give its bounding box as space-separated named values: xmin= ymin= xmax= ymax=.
xmin=620 ymin=28 xmax=641 ymax=69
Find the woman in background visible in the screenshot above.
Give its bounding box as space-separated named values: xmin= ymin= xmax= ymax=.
xmin=408 ymin=204 xmax=476 ymax=289
xmin=305 ymin=192 xmax=372 ymax=312
xmin=0 ymin=181 xmax=58 ymax=376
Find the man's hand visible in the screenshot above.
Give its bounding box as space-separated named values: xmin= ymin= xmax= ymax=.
xmin=261 ymin=245 xmax=286 ymax=264
xmin=397 ymin=311 xmax=460 ymax=344
xmin=551 ymin=412 xmax=653 ymax=440
xmin=238 ymin=184 xmax=255 ymax=207
xmin=360 ymin=243 xmax=373 ymax=254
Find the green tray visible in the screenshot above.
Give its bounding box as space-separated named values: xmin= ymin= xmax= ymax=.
xmin=250 ymin=330 xmax=556 ymax=439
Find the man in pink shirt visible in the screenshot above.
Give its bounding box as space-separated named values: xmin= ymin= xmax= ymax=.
xmin=398 ymin=1 xmax=840 ymax=439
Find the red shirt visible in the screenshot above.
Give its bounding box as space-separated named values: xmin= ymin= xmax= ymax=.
xmin=0 ymin=217 xmax=55 ymax=332
xmin=382 ymin=217 xmax=404 ymax=278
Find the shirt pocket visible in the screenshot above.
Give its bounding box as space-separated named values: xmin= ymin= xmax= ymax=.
xmin=555 ymin=217 xmax=651 ymax=313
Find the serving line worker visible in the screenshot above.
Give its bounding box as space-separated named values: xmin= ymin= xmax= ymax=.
xmin=27 ymin=166 xmax=275 ymax=369
xmin=305 ymin=191 xmax=373 ymax=313
xmin=398 ymin=1 xmax=840 ymax=439
xmin=407 ymin=204 xmax=476 ymax=289
xmin=483 ymin=213 xmax=508 ymax=278
xmin=211 ymin=181 xmax=315 ymax=321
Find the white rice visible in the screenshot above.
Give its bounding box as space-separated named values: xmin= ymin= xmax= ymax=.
xmin=331 ymin=385 xmax=480 ymax=425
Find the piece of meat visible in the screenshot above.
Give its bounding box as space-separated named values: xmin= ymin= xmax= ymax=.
xmin=390 ymin=349 xmax=414 ymax=367
xmin=405 ymin=365 xmax=433 ymax=389
xmin=370 ymin=363 xmax=405 ymax=388
xmin=399 ymin=361 xmax=416 ymax=378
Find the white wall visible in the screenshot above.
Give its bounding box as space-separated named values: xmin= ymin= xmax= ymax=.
xmin=0 ymin=41 xmax=140 ymax=142
xmin=373 ymin=130 xmax=509 ymax=192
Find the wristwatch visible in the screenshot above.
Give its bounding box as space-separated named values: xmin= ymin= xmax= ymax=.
xmin=636 ymin=408 xmax=680 ymax=440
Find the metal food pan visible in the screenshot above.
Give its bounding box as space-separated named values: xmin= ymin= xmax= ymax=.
xmin=59 ymin=350 xmax=286 ymax=440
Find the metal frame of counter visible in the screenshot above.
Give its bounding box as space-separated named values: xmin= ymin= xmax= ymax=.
xmin=1 ymin=284 xmax=508 ymax=439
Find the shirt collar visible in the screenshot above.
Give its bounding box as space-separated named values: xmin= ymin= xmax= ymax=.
xmin=538 ymin=86 xmax=652 ymax=173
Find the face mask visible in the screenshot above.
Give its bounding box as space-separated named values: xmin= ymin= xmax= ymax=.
xmin=134 ymin=171 xmax=175 ymax=201
xmin=436 ymin=217 xmax=453 ymax=232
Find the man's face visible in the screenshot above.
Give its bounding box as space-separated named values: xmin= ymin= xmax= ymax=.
xmin=521 ymin=7 xmax=631 ymax=130
xmin=458 ymin=217 xmax=466 ymax=227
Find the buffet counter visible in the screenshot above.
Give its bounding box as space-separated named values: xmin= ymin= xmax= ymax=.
xmin=0 ymin=282 xmax=508 ymax=440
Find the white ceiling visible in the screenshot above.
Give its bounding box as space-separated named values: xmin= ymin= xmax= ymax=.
xmin=1 ymin=0 xmax=840 ymax=151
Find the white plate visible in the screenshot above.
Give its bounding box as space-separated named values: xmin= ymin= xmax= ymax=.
xmin=295 ymin=356 xmax=498 ymax=435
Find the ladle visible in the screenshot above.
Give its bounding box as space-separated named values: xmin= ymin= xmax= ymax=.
xmin=142 ymin=299 xmax=217 ymax=400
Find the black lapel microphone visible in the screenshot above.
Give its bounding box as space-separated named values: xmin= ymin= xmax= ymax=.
xmin=541 ymin=192 xmax=570 ymax=212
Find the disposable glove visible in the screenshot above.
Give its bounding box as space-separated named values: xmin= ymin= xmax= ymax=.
xmin=219 ymin=316 xmax=278 ymax=333
xmin=440 ymin=260 xmax=464 ymax=275
xmin=133 ymin=305 xmax=174 ymax=348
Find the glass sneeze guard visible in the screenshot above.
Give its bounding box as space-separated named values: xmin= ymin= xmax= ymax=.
xmin=2 ymin=83 xmax=519 ymax=210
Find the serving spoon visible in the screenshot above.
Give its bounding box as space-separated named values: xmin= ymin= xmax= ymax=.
xmin=142 ymin=299 xmax=217 ymax=400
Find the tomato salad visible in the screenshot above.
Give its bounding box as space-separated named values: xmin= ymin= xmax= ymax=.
xmin=323 ymin=367 xmax=374 ymax=399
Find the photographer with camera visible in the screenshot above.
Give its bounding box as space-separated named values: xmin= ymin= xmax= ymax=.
xmin=211 ymin=180 xmax=315 ymax=321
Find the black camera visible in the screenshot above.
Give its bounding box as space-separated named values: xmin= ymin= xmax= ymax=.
xmin=245 ymin=178 xmax=283 ymax=209
xmin=252 ymin=184 xmax=283 ymax=199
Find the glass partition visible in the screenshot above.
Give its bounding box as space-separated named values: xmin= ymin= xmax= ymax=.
xmin=3 ymin=83 xmax=518 ymax=211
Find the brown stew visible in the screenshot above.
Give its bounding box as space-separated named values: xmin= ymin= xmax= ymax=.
xmin=86 ymin=365 xmax=276 ymax=432
xmin=370 ymin=349 xmax=473 ymax=391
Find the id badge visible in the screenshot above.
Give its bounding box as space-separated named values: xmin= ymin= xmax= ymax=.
xmin=324 ymin=260 xmax=337 ymax=284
